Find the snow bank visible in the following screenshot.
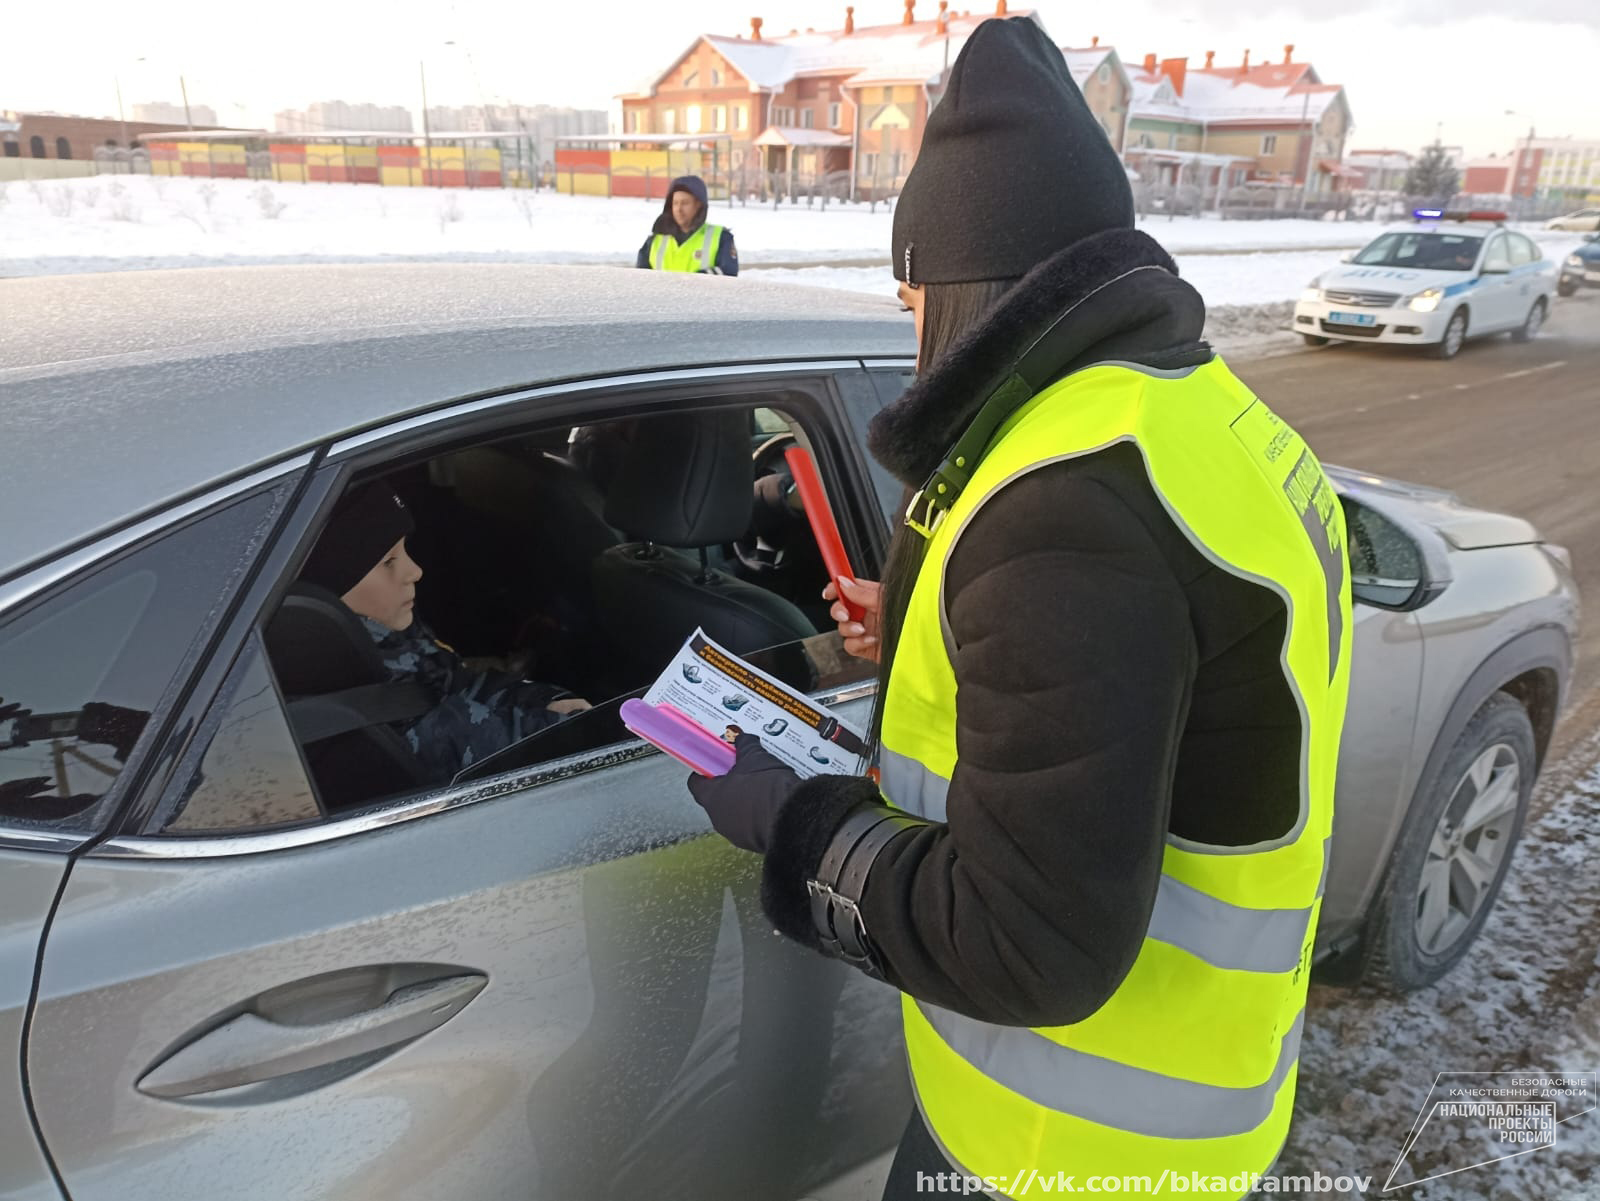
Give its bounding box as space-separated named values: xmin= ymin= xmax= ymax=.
xmin=1279 ymin=734 xmax=1600 ymax=1198
xmin=2 ymin=176 xmax=1581 ymax=317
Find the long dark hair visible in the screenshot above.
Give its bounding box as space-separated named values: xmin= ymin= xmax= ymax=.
xmin=869 ymin=277 xmax=1019 ymax=749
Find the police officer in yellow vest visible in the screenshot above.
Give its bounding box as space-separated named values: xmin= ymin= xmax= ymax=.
xmin=687 ymin=18 xmax=1350 ymax=1201
xmin=635 ymin=175 xmax=739 ymax=275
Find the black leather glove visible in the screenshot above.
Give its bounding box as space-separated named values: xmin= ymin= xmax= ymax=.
xmin=687 ymin=733 xmax=802 ymax=854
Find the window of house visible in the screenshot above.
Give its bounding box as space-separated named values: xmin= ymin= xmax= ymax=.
xmin=156 ymin=401 xmax=880 ymax=832
xmin=1168 ymin=132 xmax=1177 ymax=149
xmin=829 ymin=103 xmax=842 ymax=128
xmin=1262 ymin=135 xmax=1279 ymax=155
xmin=686 ymin=105 xmax=703 ymax=133
xmin=772 ymin=106 xmax=792 ymax=126
xmin=734 ymin=105 xmax=747 ymax=131
xmin=55 ymin=137 xmax=72 ymax=159
xmin=684 ymin=70 xmax=699 ymax=88
xmin=711 ymin=68 xmax=722 ymax=87
xmin=863 ymin=151 xmax=879 ymax=177
xmin=3 ymin=135 xmax=17 ymax=157
xmin=1138 ymin=132 xmax=1153 ymax=149
xmin=662 ymin=108 xmax=677 ymax=134
xmin=712 ymin=106 xmax=727 ymax=132
xmin=801 ymin=109 xmax=815 ymax=129
xmin=30 ymin=135 xmax=46 ymax=158
xmin=1098 ymin=63 xmax=1110 ymax=84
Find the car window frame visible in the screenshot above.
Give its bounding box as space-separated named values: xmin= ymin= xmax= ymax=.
xmin=1481 ymin=232 xmax=1512 ymax=273
xmin=0 ymin=460 xmax=311 ymax=854
xmin=109 ymin=360 xmax=888 ymax=853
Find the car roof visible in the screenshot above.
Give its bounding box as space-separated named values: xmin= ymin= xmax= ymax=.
xmin=0 ymin=264 xmax=916 ymax=583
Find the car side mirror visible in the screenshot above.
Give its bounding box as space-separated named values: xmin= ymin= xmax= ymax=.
xmin=1338 ymin=251 xmax=1355 ymax=263
xmin=1584 ymin=233 xmax=1599 ymax=243
xmin=1340 ymin=494 xmax=1450 ymax=612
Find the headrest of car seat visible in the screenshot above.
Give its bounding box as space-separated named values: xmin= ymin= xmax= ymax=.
xmin=265 ymin=583 xmax=390 ymax=697
xmin=603 ymin=410 xmax=752 ymax=547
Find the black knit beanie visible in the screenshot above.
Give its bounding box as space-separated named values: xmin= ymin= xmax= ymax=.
xmin=893 ymin=17 xmax=1134 ymax=285
xmin=300 ymin=483 xmax=415 ymax=598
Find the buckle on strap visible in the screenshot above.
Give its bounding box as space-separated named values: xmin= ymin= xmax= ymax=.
xmin=905 ymin=460 xmax=969 ymax=540
xmin=805 ymin=878 xmax=874 ymax=966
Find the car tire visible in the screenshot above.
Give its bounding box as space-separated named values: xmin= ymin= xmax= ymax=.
xmin=1558 ymin=281 xmax=1578 ymax=298
xmin=1511 ymin=298 xmax=1547 ymax=342
xmin=1301 ymin=333 xmax=1330 ymax=347
xmin=1432 ymin=308 xmax=1468 ymax=359
xmin=1365 ymin=692 xmax=1536 ymax=993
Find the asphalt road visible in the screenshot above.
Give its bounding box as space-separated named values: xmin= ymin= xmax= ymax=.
xmin=1230 ymin=290 xmax=1599 ymax=754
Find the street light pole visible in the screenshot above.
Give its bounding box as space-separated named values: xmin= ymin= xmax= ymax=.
xmin=420 ymin=60 xmax=433 ymax=186
xmin=1505 ymin=110 xmax=1537 ymax=219
xmin=179 ymin=74 xmax=193 ymax=130
xmin=114 ymin=75 xmax=129 ymax=150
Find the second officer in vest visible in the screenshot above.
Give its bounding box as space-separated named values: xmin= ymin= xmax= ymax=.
xmin=636 ymin=175 xmax=739 ymax=275
xmin=687 ymin=17 xmax=1352 ymax=1200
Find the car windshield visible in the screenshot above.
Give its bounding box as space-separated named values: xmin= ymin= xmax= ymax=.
xmin=1353 ymin=232 xmax=1483 ymax=271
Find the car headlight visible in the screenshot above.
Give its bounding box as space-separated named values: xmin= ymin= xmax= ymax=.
xmin=1300 ymin=286 xmax=1323 ymax=302
xmin=1567 ymin=255 xmax=1584 ymax=268
xmin=1406 ymin=287 xmax=1445 ymax=313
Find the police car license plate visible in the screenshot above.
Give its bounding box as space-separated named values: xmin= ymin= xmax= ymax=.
xmin=1585 ymin=270 xmax=1600 ymax=283
xmin=1327 ymin=311 xmax=1377 ymax=327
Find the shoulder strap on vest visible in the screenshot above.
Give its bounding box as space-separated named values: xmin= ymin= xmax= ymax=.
xmin=905 ymin=264 xmax=1178 ymax=540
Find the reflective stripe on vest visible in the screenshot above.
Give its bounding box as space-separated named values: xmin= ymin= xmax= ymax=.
xmin=881 ymin=357 xmax=1351 ymax=1186
xmin=650 ymin=224 xmax=724 ymax=273
xmin=915 ymin=1003 xmax=1308 ymax=1141
xmin=883 ymin=747 xmax=1332 ymax=976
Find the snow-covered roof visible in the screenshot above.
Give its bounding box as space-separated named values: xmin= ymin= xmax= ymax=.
xmin=1122 ymin=55 xmax=1347 ymax=127
xmin=754 ymin=127 xmax=852 ymax=148
xmin=1059 ymin=46 xmax=1122 ymax=89
xmin=654 ymin=10 xmax=1043 ymax=97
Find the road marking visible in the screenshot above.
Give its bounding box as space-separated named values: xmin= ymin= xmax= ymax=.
xmin=1500 ymin=360 xmax=1568 ymax=380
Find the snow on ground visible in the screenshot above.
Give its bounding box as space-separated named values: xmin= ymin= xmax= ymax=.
xmin=3 ymin=175 xmax=1584 ymax=308
xmin=1278 ymin=729 xmax=1600 ymax=1199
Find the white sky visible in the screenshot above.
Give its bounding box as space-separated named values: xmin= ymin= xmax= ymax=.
xmin=9 ymin=0 xmax=1597 ymax=156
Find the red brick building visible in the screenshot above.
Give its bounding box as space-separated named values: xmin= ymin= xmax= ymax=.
xmin=1 ymin=111 xmax=220 ymax=163
xmin=618 ymin=2 xmax=1043 ymax=199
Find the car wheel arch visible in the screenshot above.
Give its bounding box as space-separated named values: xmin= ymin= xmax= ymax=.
xmin=1315 ymin=623 xmax=1570 ymax=986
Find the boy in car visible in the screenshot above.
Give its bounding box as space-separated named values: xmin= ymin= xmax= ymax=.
xmin=299 ymin=483 xmax=590 ymax=784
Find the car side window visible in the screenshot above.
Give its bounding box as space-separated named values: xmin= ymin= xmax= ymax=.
xmin=1508 ymin=235 xmax=1535 ymax=267
xmin=149 ymin=633 xmax=322 ymax=834
xmin=172 ymin=399 xmax=880 ymax=832
xmin=0 ymin=492 xmax=279 ymax=837
xmin=1483 ymin=235 xmax=1511 ymax=272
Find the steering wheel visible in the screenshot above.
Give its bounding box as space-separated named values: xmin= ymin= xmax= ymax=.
xmin=732 ymin=434 xmax=801 ymax=575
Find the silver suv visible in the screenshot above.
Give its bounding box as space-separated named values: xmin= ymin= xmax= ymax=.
xmin=1 ymin=266 xmax=1579 ymax=1201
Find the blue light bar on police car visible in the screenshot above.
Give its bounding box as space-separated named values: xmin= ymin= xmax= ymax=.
xmin=1413 ymin=208 xmax=1444 ymax=219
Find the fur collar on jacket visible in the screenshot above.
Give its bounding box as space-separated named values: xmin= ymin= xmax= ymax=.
xmin=868 ymin=228 xmax=1211 ymax=489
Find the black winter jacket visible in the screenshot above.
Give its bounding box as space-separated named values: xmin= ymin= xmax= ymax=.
xmin=759 ymin=228 xmax=1303 ymax=1027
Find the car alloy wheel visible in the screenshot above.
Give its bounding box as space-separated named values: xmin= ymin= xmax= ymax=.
xmin=1434 ymin=310 xmax=1468 ymax=359
xmin=1364 ymin=692 xmax=1535 ymax=992
xmin=1415 ymin=743 xmax=1520 ymax=955
xmin=1512 ymin=299 xmax=1546 ymax=343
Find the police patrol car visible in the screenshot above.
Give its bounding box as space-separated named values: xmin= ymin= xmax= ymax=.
xmin=1293 ymin=211 xmax=1557 ymax=359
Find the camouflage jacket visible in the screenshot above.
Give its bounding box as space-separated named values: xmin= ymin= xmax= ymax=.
xmin=362 ymin=617 xmax=571 ymax=784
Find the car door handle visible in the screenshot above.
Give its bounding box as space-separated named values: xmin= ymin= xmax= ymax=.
xmin=136 ymin=973 xmax=486 ymax=1099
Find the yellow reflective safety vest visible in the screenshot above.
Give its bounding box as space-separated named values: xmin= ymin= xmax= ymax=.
xmin=649 ymin=224 xmax=725 ymax=273
xmin=881 ymin=358 xmax=1351 ymax=1194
